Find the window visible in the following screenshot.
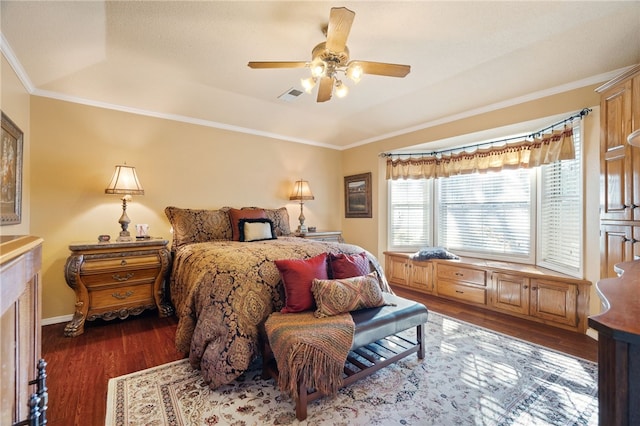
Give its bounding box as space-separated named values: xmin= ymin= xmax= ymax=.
xmin=438 ymin=169 xmax=534 ymax=262
xmin=388 ymin=124 xmax=582 ymax=275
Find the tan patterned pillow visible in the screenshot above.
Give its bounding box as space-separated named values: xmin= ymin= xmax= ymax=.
xmin=165 ymin=206 xmax=232 ymax=249
xmin=242 ymin=206 xmax=292 ymax=236
xmin=311 ymin=272 xmax=385 ymax=318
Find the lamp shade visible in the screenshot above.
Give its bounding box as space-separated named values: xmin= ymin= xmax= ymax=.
xmin=289 ymin=180 xmax=314 ymax=201
xmin=105 ymin=165 xmax=145 ymax=195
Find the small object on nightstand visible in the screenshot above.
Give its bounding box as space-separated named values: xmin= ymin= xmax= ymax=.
xmin=98 ymin=234 xmax=111 ymax=242
xmin=308 ymin=226 xmax=316 ymax=232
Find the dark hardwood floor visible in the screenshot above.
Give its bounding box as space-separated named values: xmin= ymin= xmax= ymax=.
xmin=41 ymin=289 xmax=597 ymax=425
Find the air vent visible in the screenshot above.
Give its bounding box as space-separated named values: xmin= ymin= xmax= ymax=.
xmin=277 ymin=88 xmax=304 ymax=102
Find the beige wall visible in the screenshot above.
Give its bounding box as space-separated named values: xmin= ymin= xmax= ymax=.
xmin=340 ymin=85 xmax=604 ymax=318
xmin=1 ymin=55 xmax=30 ymax=236
xmin=29 ymin=97 xmax=343 ymax=321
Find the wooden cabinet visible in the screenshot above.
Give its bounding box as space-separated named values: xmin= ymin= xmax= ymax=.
xmin=598 ymin=65 xmax=640 ymax=278
xmin=435 ymin=263 xmax=486 ymax=305
xmin=295 ymin=230 xmax=344 ymax=243
xmin=0 ymin=236 xmax=43 ymax=425
xmin=491 ymin=272 xmax=530 ymax=315
xmin=385 ymin=253 xmax=434 ymax=293
xmin=64 ymin=238 xmax=171 ymax=337
xmin=384 ymin=252 xmax=591 ymax=333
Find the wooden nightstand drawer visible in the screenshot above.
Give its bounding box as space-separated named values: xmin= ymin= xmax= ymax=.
xmin=438 ymin=281 xmax=486 ymax=305
xmin=89 ymin=283 xmax=154 ymax=309
xmin=81 ymin=254 xmax=160 ymax=272
xmin=81 ymin=267 xmax=160 ymax=287
xmin=437 ymin=264 xmax=486 ymax=286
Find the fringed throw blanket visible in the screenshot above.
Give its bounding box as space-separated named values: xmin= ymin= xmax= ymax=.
xmin=264 ymin=311 xmax=355 ymax=401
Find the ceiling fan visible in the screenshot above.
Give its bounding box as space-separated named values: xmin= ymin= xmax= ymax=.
xmin=247 ymin=7 xmax=411 ymax=103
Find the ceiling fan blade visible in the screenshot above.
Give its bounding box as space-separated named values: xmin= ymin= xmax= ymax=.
xmin=353 ymin=61 xmax=411 ymax=78
xmin=325 ymin=7 xmax=355 ymax=52
xmin=317 ymin=76 xmax=334 ymax=102
xmin=247 ymin=61 xmax=308 ymax=69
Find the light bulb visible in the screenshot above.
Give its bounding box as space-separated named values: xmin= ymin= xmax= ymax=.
xmin=301 ymin=77 xmax=316 ymax=93
xmin=347 ymin=63 xmax=363 ymax=83
xmin=335 ymin=81 xmax=349 ymax=98
xmin=310 ymin=58 xmax=326 ymax=78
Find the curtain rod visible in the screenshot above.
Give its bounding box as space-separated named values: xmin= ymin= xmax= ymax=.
xmin=380 ymin=108 xmax=592 ymax=158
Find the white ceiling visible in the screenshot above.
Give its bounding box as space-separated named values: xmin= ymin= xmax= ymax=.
xmin=1 ymin=1 xmax=639 ymax=150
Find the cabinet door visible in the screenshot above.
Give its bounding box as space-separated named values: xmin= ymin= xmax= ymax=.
xmin=600 ymin=81 xmax=633 ymax=221
xmin=600 ymin=223 xmax=635 ymax=278
xmin=410 ymin=262 xmax=433 ymax=293
xmin=491 ymin=272 xmax=530 ymax=315
xmin=385 ymin=255 xmax=408 ymax=286
xmin=529 ymin=279 xmax=578 ymax=327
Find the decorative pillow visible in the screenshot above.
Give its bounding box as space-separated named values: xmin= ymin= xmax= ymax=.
xmin=329 ymin=252 xmax=371 ymax=279
xmin=275 ymin=253 xmax=328 ymax=313
xmin=239 ymin=218 xmax=276 ymax=242
xmin=411 ymin=247 xmax=459 ymax=261
xmin=242 ymin=206 xmax=292 ymax=236
xmin=228 ymin=208 xmax=267 ymax=241
xmin=165 ymin=206 xmax=232 ymax=249
xmin=311 ymin=272 xmax=385 ymax=318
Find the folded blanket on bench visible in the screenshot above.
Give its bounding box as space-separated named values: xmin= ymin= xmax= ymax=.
xmin=264 ymin=311 xmax=354 ymax=400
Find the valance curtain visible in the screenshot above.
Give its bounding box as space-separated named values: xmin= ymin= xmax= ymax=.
xmin=386 ymin=126 xmax=575 ymax=180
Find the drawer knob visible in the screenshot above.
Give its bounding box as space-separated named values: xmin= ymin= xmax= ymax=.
xmin=455 ymin=272 xmax=464 ymax=277
xmin=455 ymin=290 xmax=464 ymax=294
xmin=120 ymin=260 xmax=127 ymax=266
xmin=112 ymin=272 xmax=134 ymax=282
xmin=112 ymin=290 xmax=133 ymax=300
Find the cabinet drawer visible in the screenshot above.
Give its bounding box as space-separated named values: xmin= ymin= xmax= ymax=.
xmin=437 ymin=264 xmax=486 ymax=286
xmin=81 ymin=267 xmax=160 ymax=287
xmin=438 ymin=281 xmax=486 ymax=305
xmin=81 ymin=254 xmax=160 ymax=273
xmin=89 ymin=283 xmax=154 ymax=309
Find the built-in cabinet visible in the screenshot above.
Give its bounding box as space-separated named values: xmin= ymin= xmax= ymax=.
xmin=385 ymin=255 xmax=434 ymax=293
xmin=384 ymin=252 xmax=591 ymax=333
xmin=598 ymin=64 xmax=640 ymax=278
xmin=0 ymin=236 xmax=43 ymax=425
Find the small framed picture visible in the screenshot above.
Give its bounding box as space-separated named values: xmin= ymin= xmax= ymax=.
xmin=344 ymin=172 xmax=372 ymax=218
xmin=1 ymin=112 xmax=23 ymax=225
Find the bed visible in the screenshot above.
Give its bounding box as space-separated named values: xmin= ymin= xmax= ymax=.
xmin=165 ymin=206 xmax=392 ymax=389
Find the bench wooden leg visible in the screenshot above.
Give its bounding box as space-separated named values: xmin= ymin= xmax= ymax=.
xmin=417 ymin=324 xmax=425 ymax=359
xmin=296 ymin=378 xmax=308 ymax=420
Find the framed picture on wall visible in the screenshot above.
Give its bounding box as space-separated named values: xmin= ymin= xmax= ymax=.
xmin=344 ymin=172 xmax=372 ymax=218
xmin=1 ymin=111 xmax=23 ymax=225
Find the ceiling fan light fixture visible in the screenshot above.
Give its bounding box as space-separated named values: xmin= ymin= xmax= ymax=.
xmin=301 ymin=76 xmax=317 ymax=93
xmin=335 ymin=80 xmax=349 ymax=98
xmin=346 ymin=63 xmax=363 ymax=83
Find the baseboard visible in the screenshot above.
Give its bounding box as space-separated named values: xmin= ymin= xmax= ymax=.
xmin=42 ymin=314 xmax=73 ymax=326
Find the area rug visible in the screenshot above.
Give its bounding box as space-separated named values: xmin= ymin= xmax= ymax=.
xmin=105 ymin=312 xmax=598 ymax=425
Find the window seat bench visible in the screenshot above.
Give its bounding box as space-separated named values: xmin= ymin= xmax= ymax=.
xmin=384 ymin=251 xmax=591 ymax=333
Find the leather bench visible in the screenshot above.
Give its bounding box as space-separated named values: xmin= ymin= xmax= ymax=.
xmin=261 ymin=293 xmax=429 ymax=420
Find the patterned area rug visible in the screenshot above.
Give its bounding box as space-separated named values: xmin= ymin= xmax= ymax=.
xmin=105 ymin=312 xmax=598 ymax=425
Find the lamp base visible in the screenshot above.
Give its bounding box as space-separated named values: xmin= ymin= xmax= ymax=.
xmin=297 ymin=224 xmax=308 ymax=233
xmin=117 ymin=230 xmax=132 ymax=242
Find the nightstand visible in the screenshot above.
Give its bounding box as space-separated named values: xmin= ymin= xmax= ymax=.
xmin=63 ymin=238 xmax=171 ymax=337
xmin=294 ymin=230 xmax=344 ymax=243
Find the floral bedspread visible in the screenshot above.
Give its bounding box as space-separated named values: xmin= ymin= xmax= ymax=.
xmin=170 ymin=236 xmax=391 ymax=389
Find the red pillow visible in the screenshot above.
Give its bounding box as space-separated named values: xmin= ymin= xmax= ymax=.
xmin=275 ymin=253 xmax=328 ymax=313
xmin=228 ymin=208 xmax=266 ymax=241
xmin=329 ymin=252 xmax=370 ymax=279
